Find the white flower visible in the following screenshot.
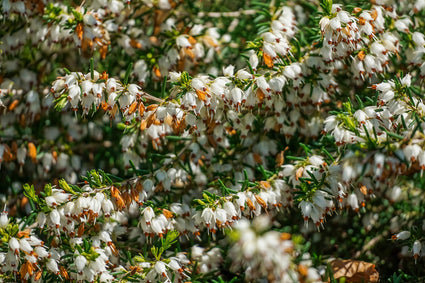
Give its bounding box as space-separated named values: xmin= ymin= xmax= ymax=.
xmin=230 ymin=87 xmax=243 ymax=106
xmin=348 ymin=193 xmax=359 ymax=212
xmin=413 ymin=240 xmax=421 ymax=259
xmin=249 ymin=52 xmax=259 ymax=70
xmin=47 ymin=258 xmax=59 ymax=274
xmin=373 ymin=81 xmax=394 ymax=92
xmin=168 ymin=258 xmax=182 ymax=272
xmin=329 ymin=17 xmax=342 ymax=31
xmin=394 ymin=18 xmax=412 ymax=33
xmin=169 ymin=71 xmax=181 ymax=82
xmin=99 ymin=231 xmax=112 ymax=244
xmin=400 ymin=74 xmax=412 ymax=87
xmin=106 ymin=78 xmax=118 ymax=92
xmin=403 ymin=144 xmax=422 ymax=162
xmin=388 ymin=186 xmax=402 ymax=202
xmin=223 ymin=201 xmax=238 ymax=220
xmin=128 ymin=84 xmax=141 ymax=96
xmin=19 ymin=238 xmax=32 ymax=253
xmin=75 ymin=255 xmax=87 ymax=273
xmin=223 ymin=65 xmax=235 ymax=77
xmin=142 ymin=206 xmax=155 ymax=224
xmin=214 ymin=208 xmax=227 ymax=225
xmin=99 ymin=272 xmax=114 ymax=282
xmin=393 ymin=231 xmax=410 ymax=240
xmin=81 ymin=80 xmax=93 ymax=96
xmin=35 ymin=246 xmax=49 ymax=258
xmin=101 ymin=198 xmax=114 ymax=217
xmin=50 ymin=209 xmax=61 ymax=228
xmin=37 ymin=212 xmax=46 ymax=228
xmin=299 ymin=201 xmax=313 ymax=221
xmin=176 ymin=35 xmax=191 ymax=48
xmin=412 ymin=32 xmax=425 ymax=46
xmin=9 ymin=237 xmax=20 ymax=254
xmin=0 ymin=211 xmax=9 ymax=228
xmin=154 ymin=260 xmax=167 ymax=276
xmin=201 ymin=207 xmax=215 ymax=226
xmin=309 ymin=155 xmax=325 ymax=167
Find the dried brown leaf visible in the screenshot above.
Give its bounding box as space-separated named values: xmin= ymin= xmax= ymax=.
xmin=329 ymin=259 xmax=379 ymax=283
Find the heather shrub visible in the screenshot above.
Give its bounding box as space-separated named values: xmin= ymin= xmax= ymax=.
xmin=1 ymin=0 xmax=425 ymax=282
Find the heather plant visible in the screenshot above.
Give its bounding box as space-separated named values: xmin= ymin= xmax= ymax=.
xmin=1 ymin=0 xmax=425 ymax=282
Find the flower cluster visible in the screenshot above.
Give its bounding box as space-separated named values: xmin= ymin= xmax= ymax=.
xmin=228 ymin=216 xmax=321 ymax=282
xmin=3 ymin=0 xmax=425 ymax=281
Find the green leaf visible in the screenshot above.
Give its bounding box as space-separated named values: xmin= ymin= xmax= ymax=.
xmin=84 ymin=239 xmax=90 ymax=252
xmin=342 ymin=101 xmax=353 ymax=114
xmin=90 ymin=58 xmax=94 ymax=80
xmin=124 ymin=62 xmax=134 ymax=85
xmin=161 ymin=75 xmax=167 ymax=98
xmin=133 ymin=255 xmax=145 ymax=263
xmin=161 ymin=230 xmax=179 ymax=251
xmin=76 ymin=244 xmax=84 ymax=254
xmin=54 ymin=93 xmax=69 ymax=111
xmin=117 ymin=123 xmax=127 ymax=130
xmin=165 ymin=136 xmax=192 ymax=141
xmin=151 ymin=246 xmax=159 ymax=260
xmin=320 ymin=0 xmax=333 ymax=15
xmin=59 ymin=179 xmax=78 ymax=195
xmin=22 ymin=213 xmax=37 ymax=229
xmin=44 ymin=184 xmax=52 ymax=197
xmin=300 ymin=143 xmax=312 ymax=154
xmin=379 ymin=127 xmax=404 ymax=140
xmin=23 ymin=184 xmax=37 ymax=202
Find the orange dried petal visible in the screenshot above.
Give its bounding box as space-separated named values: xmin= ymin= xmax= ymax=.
xmin=128 ymin=101 xmax=138 ymax=115
xmin=59 ymin=266 xmax=69 ymax=279
xmin=129 ymin=38 xmax=142 ymax=49
xmin=256 ymin=88 xmax=265 ymax=102
xmin=140 ymin=119 xmax=147 ymax=131
xmin=99 ymin=44 xmax=108 ymax=59
xmin=146 ymin=113 xmax=156 ymax=128
xmin=162 ymin=209 xmax=174 ymax=219
xmin=100 ymin=71 xmax=109 ymax=80
xmin=263 ymin=52 xmax=274 ymax=68
xmin=203 ymin=36 xmax=218 ymax=47
xmin=254 ymin=195 xmax=267 ymax=209
xmin=370 ymin=10 xmax=378 ymax=20
xmin=357 ymin=50 xmax=366 ymax=61
xmin=259 ymin=181 xmax=271 ymax=189
xmin=246 ymin=198 xmax=256 ymax=210
xmin=28 ymin=142 xmax=37 ymax=163
xmin=195 ymin=89 xmax=207 ymax=102
xmin=183 ymin=48 xmax=195 ymax=59
xmin=280 ymin=232 xmax=291 ymax=241
xmin=188 ymin=35 xmax=197 ymax=45
xmin=75 ymin=23 xmax=84 ymax=41
xmin=359 ymin=184 xmax=368 ymax=195
xmin=138 ymin=102 xmax=145 ymax=116
xmin=8 ymin=99 xmax=19 ymax=111
xmin=253 ymin=153 xmax=263 ymax=164
xmin=77 ymin=223 xmax=85 ymax=237
xmin=295 ymin=167 xmax=304 ymax=181
xmin=153 ymin=66 xmax=161 ymax=78
xmin=276 ymin=151 xmax=285 ymax=167
xmin=146 ymin=104 xmax=158 ymax=112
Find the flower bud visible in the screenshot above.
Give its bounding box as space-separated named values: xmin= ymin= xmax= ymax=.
xmin=392 ymin=231 xmax=411 ymax=240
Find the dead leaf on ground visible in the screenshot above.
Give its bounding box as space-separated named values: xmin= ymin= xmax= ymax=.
xmin=329 ymin=259 xmax=379 ymax=283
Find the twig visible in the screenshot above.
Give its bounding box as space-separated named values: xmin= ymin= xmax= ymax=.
xmin=197 ymin=9 xmax=257 ymax=18
xmin=353 ymin=232 xmax=387 ymax=259
xmin=142 ymin=91 xmax=165 ymax=103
